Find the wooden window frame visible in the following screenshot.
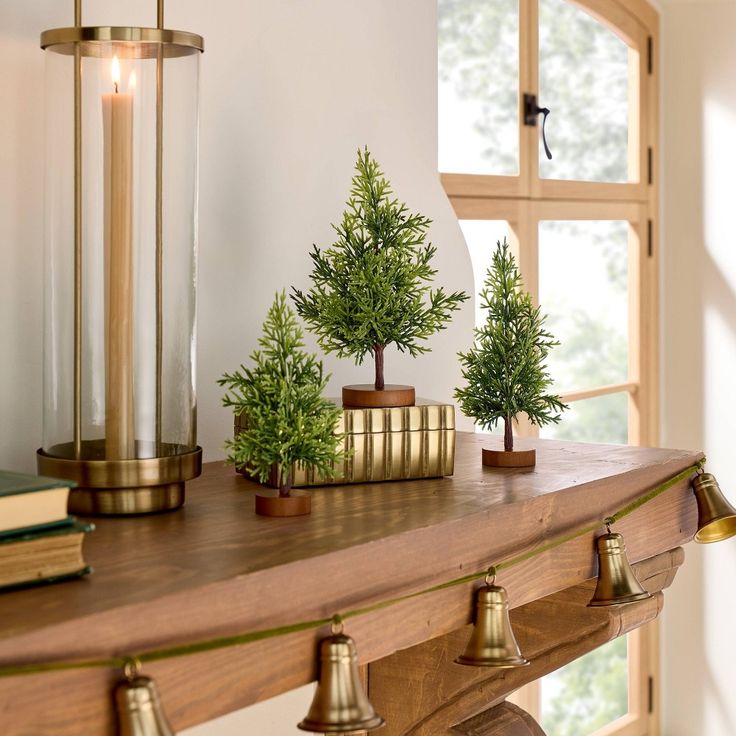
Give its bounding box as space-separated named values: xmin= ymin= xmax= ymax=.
xmin=439 ymin=0 xmax=660 ymax=734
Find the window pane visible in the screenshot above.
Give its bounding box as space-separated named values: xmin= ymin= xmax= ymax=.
xmin=540 ymin=392 xmax=628 ymax=445
xmin=539 ymin=0 xmax=631 ymax=182
xmin=538 ymin=220 xmax=628 ymax=392
xmin=438 ymin=0 xmax=519 ymax=176
xmin=541 ymin=636 xmax=628 ymax=736
xmin=458 ymin=220 xmax=512 ymax=327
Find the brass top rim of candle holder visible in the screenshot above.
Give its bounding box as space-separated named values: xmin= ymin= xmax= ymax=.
xmin=41 ymin=27 xmax=204 ymax=57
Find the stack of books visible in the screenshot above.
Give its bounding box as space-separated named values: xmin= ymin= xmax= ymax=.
xmin=0 ymin=470 xmax=93 ymax=591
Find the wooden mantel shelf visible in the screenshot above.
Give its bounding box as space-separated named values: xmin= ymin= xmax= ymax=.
xmin=0 ymin=434 xmax=702 ymax=735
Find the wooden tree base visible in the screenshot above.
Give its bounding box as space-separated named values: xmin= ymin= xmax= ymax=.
xmin=482 ymin=448 xmax=537 ymax=468
xmin=255 ymin=489 xmax=311 ymax=517
xmin=342 ymin=384 xmax=416 ymax=408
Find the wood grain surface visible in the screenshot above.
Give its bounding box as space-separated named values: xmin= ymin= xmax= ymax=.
xmin=0 ymin=434 xmax=701 ymax=734
xmin=454 ymin=702 xmax=547 ymax=736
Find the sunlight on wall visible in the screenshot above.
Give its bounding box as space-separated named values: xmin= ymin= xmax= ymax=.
xmin=702 ymin=96 xmax=736 ymax=734
xmin=703 ymin=306 xmax=736 ymax=474
xmin=702 ymin=303 xmax=736 ymax=734
xmin=662 ymin=6 xmax=736 ymax=736
xmin=703 ymin=99 xmax=736 ymax=278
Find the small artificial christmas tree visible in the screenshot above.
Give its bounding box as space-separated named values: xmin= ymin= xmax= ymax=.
xmin=219 ymin=291 xmax=344 ymax=515
xmin=454 ymin=240 xmax=566 ymax=466
xmin=292 ymin=147 xmax=469 ymax=407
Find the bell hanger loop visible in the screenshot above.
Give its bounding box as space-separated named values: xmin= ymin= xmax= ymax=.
xmin=123 ymin=656 xmax=143 ymax=681
xmin=331 ymin=615 xmax=344 ymax=636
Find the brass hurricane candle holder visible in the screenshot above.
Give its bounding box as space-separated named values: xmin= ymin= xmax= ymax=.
xmin=37 ymin=0 xmax=203 ymax=514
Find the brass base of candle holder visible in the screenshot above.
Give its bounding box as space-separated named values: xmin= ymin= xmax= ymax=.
xmin=67 ymin=482 xmax=186 ymax=515
xmin=37 ymin=442 xmax=202 ymax=515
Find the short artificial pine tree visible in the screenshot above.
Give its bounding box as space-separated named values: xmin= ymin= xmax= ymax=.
xmin=292 ymin=148 xmax=469 ymax=391
xmin=218 ymin=292 xmax=344 ymax=496
xmin=454 ymin=240 xmax=566 ymax=452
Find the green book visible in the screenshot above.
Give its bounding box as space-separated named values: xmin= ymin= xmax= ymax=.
xmin=0 ymin=519 xmax=93 ymax=592
xmin=0 ymin=567 xmax=92 ymax=594
xmin=0 ymin=516 xmax=77 ymax=541
xmin=0 ymin=470 xmax=75 ymax=536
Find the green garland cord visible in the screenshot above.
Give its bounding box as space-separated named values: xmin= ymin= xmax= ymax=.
xmin=0 ymin=459 xmax=704 ymax=679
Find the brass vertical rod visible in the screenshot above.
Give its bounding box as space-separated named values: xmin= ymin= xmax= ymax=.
xmin=155 ymin=33 xmax=164 ymax=448
xmin=157 ymin=0 xmax=164 ymax=28
xmin=73 ymin=0 xmax=83 ymax=457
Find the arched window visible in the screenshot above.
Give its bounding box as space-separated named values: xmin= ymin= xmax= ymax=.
xmin=439 ymin=1 xmax=659 ymax=734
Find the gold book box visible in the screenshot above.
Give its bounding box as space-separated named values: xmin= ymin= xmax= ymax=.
xmin=235 ymin=399 xmax=455 ymax=487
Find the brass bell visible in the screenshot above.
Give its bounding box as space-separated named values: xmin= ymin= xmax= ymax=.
xmin=298 ymin=624 xmax=384 ymax=734
xmin=692 ymin=473 xmax=736 ymax=543
xmin=456 ymin=576 xmax=529 ymax=668
xmin=588 ymin=531 xmax=651 ymax=607
xmin=115 ymin=660 xmax=174 ymax=736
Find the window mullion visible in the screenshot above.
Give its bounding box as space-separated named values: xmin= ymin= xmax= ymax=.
xmin=519 ymin=0 xmax=539 ymax=198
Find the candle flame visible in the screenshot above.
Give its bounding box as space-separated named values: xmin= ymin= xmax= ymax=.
xmin=111 ymin=55 xmax=121 ymax=92
xmin=128 ymin=71 xmax=136 ymax=91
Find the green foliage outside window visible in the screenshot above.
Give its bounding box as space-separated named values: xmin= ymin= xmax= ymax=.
xmin=541 ymin=220 xmax=629 ymax=446
xmin=439 ymin=0 xmax=629 ymax=181
xmin=542 ymin=637 xmax=628 ymax=736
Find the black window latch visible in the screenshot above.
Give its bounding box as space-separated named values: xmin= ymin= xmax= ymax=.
xmin=523 ymin=93 xmax=552 ymax=160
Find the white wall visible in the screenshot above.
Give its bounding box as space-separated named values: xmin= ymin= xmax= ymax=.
xmin=0 ymin=1 xmax=471 ymax=733
xmin=660 ymin=3 xmax=736 ymax=735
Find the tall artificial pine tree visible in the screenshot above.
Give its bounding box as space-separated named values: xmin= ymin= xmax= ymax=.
xmin=292 ymin=148 xmax=469 ymax=391
xmin=455 ymin=240 xmax=566 ymax=451
xmin=218 ymin=292 xmax=344 ymax=496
